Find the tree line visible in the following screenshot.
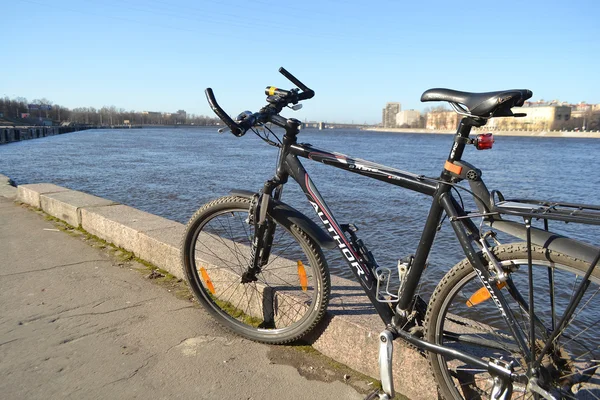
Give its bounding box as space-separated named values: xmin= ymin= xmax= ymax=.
xmin=0 ymin=96 xmax=220 ymax=126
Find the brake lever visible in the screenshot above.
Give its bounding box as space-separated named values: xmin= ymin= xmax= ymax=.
xmin=219 ymin=111 xmax=252 ymax=134
xmin=236 ymin=111 xmax=253 ymax=120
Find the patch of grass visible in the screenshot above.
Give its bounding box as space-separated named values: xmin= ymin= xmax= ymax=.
xmin=212 ymin=296 xmax=264 ymax=327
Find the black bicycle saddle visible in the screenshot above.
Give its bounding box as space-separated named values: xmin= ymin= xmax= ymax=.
xmin=421 ymin=88 xmax=533 ymax=118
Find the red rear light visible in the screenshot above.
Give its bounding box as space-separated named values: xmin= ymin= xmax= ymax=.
xmin=475 ymin=133 xmax=494 ymax=150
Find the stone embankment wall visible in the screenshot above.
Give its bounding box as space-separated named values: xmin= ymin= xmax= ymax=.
xmin=0 ymin=126 xmax=90 ymax=145
xmin=0 ymin=176 xmax=438 ymax=400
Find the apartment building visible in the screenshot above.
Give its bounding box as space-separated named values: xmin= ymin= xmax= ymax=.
xmin=396 ymin=110 xmax=421 ymax=127
xmin=488 ymin=105 xmax=571 ymax=130
xmin=382 ymin=102 xmax=401 ymax=128
xmin=426 ymin=111 xmax=459 ymax=130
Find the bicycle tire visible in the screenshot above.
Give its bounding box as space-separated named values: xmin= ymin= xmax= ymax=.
xmin=181 ymin=195 xmax=330 ymax=344
xmin=425 ymin=243 xmax=600 ymax=399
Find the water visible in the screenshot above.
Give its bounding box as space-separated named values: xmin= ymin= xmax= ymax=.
xmin=1 ymin=127 xmax=599 ymax=296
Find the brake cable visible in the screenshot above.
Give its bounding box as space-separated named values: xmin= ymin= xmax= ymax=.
xmin=250 ymin=124 xmax=282 ymax=148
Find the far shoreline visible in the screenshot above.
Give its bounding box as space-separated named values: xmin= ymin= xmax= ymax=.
xmin=362 ymin=127 xmax=600 ymax=139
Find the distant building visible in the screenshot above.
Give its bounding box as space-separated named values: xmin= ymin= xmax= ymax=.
xmin=396 ymin=110 xmax=420 ymax=127
xmin=382 ymin=102 xmax=401 ymax=128
xmin=570 ymin=103 xmax=590 ymax=119
xmin=569 ymin=103 xmax=600 ymax=119
xmin=488 ymin=105 xmax=571 ymax=131
xmin=426 ymin=111 xmax=459 ymax=130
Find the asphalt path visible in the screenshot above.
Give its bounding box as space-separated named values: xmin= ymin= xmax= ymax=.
xmin=0 ymin=197 xmax=363 ymax=400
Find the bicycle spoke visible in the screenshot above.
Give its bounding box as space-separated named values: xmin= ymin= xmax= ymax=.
xmin=561 ymin=319 xmax=600 ymax=349
xmin=559 ymin=360 xmax=600 ymax=379
xmin=569 ymin=285 xmax=600 ymax=322
xmin=257 ymin=269 xmax=313 ymax=304
xmin=193 ymin=243 xmax=240 ymax=272
xmin=235 ymin=211 xmax=252 ymax=241
xmin=215 ymin=217 xmax=248 ymax=269
xmin=573 ymin=343 xmax=600 ymax=362
xmin=261 ymin=240 xmax=299 ymax=272
xmin=225 ymin=214 xmax=249 ymax=267
xmin=196 ymin=226 xmax=247 ymax=270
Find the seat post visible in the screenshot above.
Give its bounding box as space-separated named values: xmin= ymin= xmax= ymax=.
xmin=440 ymin=117 xmax=486 ymax=181
xmin=447 ymin=117 xmax=475 ymax=163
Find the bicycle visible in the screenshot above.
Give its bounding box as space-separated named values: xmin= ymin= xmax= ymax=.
xmin=181 ymin=67 xmax=600 ymax=399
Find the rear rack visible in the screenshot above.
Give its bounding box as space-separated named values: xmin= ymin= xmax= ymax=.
xmin=492 ymin=198 xmax=600 ymax=225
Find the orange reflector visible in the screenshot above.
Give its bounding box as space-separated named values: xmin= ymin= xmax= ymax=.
xmin=466 ymin=281 xmax=506 ymax=307
xmin=200 ymin=267 xmax=216 ymax=295
xmin=297 ymin=261 xmax=308 ymax=292
xmin=444 ymin=161 xmax=463 ymax=175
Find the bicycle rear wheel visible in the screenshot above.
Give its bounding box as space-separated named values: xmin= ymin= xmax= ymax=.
xmin=425 ymin=243 xmax=600 ymax=399
xmin=182 ymin=196 xmax=330 ymax=344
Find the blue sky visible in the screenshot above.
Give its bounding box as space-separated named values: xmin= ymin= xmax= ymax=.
xmin=2 ymin=0 xmax=599 ymax=123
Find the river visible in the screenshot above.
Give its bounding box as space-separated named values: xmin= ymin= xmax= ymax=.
xmin=1 ymin=127 xmax=598 ymax=296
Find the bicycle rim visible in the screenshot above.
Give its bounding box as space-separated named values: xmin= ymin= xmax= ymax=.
xmin=427 ymin=246 xmax=600 ymax=399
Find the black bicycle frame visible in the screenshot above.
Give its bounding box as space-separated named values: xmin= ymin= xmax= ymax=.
xmin=260 ymin=117 xmax=532 ymax=365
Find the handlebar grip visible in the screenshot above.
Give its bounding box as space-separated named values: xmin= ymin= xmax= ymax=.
xmin=205 ymin=88 xmax=244 ymax=137
xmin=297 ymin=90 xmax=315 ymax=100
xmin=278 ymin=67 xmax=314 ymax=100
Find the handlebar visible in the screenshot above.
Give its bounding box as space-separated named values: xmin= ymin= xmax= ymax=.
xmin=279 ymin=67 xmax=314 ymax=100
xmin=205 ymin=67 xmax=314 ymax=137
xmin=205 ymin=88 xmax=245 ymax=137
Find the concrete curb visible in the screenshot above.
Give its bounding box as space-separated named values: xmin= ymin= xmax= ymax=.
xmin=12 ymin=182 xmax=437 ymax=399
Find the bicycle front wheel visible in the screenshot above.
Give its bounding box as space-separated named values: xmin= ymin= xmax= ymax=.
xmin=425 ymin=243 xmax=600 ymax=399
xmin=182 ymin=196 xmax=330 ymax=344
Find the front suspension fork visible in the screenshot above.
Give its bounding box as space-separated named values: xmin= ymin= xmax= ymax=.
xmin=242 ymin=191 xmax=278 ymax=283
